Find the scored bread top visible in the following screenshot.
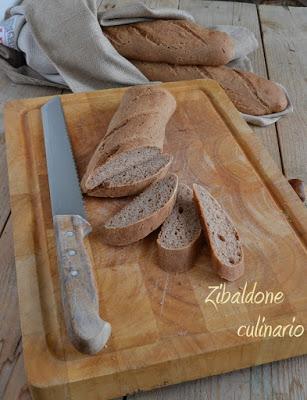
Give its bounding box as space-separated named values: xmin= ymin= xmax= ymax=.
xmin=104 ymin=20 xmax=234 ymax=66
xmin=106 ymin=174 xmax=178 ymax=228
xmin=81 ymin=85 xmax=176 ymax=193
xmin=158 ymin=183 xmax=201 ymax=249
xmin=133 ymin=63 xmax=288 ymax=116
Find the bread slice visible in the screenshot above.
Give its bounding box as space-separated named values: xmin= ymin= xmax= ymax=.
xmin=81 ymin=85 xmax=176 ymax=197
xmin=86 ymin=147 xmax=173 ymax=198
xmin=193 ymin=184 xmax=244 ymax=281
xmin=157 ymin=184 xmax=202 ymax=273
xmin=102 ymin=174 xmax=178 ymax=246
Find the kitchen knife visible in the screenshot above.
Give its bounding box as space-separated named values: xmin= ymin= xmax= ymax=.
xmin=41 ymin=96 xmax=111 ymax=355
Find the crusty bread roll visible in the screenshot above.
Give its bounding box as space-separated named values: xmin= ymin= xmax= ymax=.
xmin=193 ymin=184 xmax=244 ymax=282
xmin=133 ymin=62 xmax=288 ymax=116
xmin=104 ymin=20 xmax=234 ymax=66
xmin=81 ymin=85 xmax=176 ymax=197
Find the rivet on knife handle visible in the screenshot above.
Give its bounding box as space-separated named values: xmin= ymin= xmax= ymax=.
xmin=54 ymin=214 xmax=111 ymax=354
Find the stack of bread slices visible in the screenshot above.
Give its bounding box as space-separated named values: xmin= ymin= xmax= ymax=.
xmin=82 ymin=86 xmax=244 ymax=282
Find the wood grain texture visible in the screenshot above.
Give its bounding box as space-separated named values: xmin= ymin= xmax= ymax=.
xmin=0 ymin=134 xmax=10 ymax=234
xmin=5 ymin=79 xmax=307 ymax=400
xmin=0 ymin=220 xmax=29 ymax=400
xmin=259 ymin=5 xmax=307 ymax=182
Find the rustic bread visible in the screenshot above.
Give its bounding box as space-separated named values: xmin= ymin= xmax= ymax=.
xmin=81 ymin=85 xmax=176 ymax=196
xmin=104 ymin=20 xmax=234 ymax=66
xmin=157 ymin=184 xmax=202 ymax=273
xmin=102 ymin=174 xmax=178 ymax=246
xmin=133 ymin=62 xmax=288 ymax=115
xmin=193 ymin=184 xmax=244 ymax=281
xmin=85 ymin=147 xmax=173 ymax=198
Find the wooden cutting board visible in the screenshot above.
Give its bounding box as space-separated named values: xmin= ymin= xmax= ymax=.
xmin=5 ymin=80 xmax=307 ymax=400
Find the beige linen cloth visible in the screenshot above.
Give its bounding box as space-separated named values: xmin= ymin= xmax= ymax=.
xmin=0 ymin=0 xmax=292 ymax=126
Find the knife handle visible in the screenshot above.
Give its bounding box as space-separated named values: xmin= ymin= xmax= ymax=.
xmin=53 ymin=214 xmax=111 ymax=354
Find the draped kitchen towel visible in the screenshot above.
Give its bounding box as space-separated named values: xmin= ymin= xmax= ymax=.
xmin=0 ymin=0 xmax=292 ymax=126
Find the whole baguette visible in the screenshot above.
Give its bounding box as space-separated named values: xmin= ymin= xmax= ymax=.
xmin=102 ymin=174 xmax=178 ymax=246
xmin=104 ymin=20 xmax=234 ymax=66
xmin=81 ymin=85 xmax=176 ymax=195
xmin=193 ymin=184 xmax=244 ymax=282
xmin=157 ymin=184 xmax=202 ymax=273
xmin=133 ymin=62 xmax=288 ymax=116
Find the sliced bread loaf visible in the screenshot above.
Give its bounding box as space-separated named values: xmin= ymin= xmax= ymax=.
xmin=193 ymin=184 xmax=244 ymax=281
xmin=102 ymin=174 xmax=178 ymax=246
xmin=81 ymin=85 xmax=176 ymax=197
xmin=86 ymin=147 xmax=173 ymax=197
xmin=157 ymin=184 xmax=202 ymax=273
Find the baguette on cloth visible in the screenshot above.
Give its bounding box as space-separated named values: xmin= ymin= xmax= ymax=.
xmin=133 ymin=61 xmax=288 ymax=116
xmin=104 ymin=20 xmax=234 ymax=66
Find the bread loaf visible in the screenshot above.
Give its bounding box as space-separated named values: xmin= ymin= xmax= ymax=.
xmin=81 ymin=85 xmax=176 ymax=196
xmin=104 ymin=20 xmax=234 ymax=66
xmin=193 ymin=184 xmax=244 ymax=281
xmin=133 ymin=62 xmax=288 ymax=115
xmin=102 ymin=174 xmax=178 ymax=246
xmin=157 ymin=184 xmax=202 ymax=273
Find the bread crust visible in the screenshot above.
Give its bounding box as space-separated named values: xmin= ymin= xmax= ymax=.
xmin=157 ymin=184 xmax=202 ymax=273
xmin=157 ymin=235 xmax=202 ymax=273
xmin=133 ymin=62 xmax=288 ymax=115
xmin=193 ymin=184 xmax=244 ymax=282
xmin=81 ymin=85 xmax=176 ymax=196
xmin=102 ymin=174 xmax=179 ymax=246
xmin=104 ymin=20 xmax=234 ymax=66
xmin=87 ymin=154 xmax=173 ymax=198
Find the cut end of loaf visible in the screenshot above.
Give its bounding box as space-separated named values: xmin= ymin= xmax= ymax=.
xmin=193 ymin=184 xmax=244 ymax=281
xmin=105 ymin=174 xmax=178 ymax=229
xmin=83 ymin=147 xmax=173 ymax=197
xmin=81 ymin=84 xmax=176 ymax=196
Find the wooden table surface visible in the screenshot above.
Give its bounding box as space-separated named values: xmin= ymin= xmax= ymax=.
xmin=0 ymin=1 xmax=306 ymax=399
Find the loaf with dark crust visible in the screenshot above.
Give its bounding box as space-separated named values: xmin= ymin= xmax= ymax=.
xmin=193 ymin=184 xmax=244 ymax=282
xmin=133 ymin=62 xmax=288 ymax=115
xmin=81 ymin=85 xmax=176 ymax=197
xmin=104 ymin=20 xmax=234 ymax=66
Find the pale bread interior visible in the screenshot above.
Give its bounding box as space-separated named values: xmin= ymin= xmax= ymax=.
xmin=106 ymin=174 xmax=178 ymax=228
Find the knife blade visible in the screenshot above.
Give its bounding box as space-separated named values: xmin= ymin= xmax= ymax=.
xmin=41 ymin=96 xmax=111 ymax=355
